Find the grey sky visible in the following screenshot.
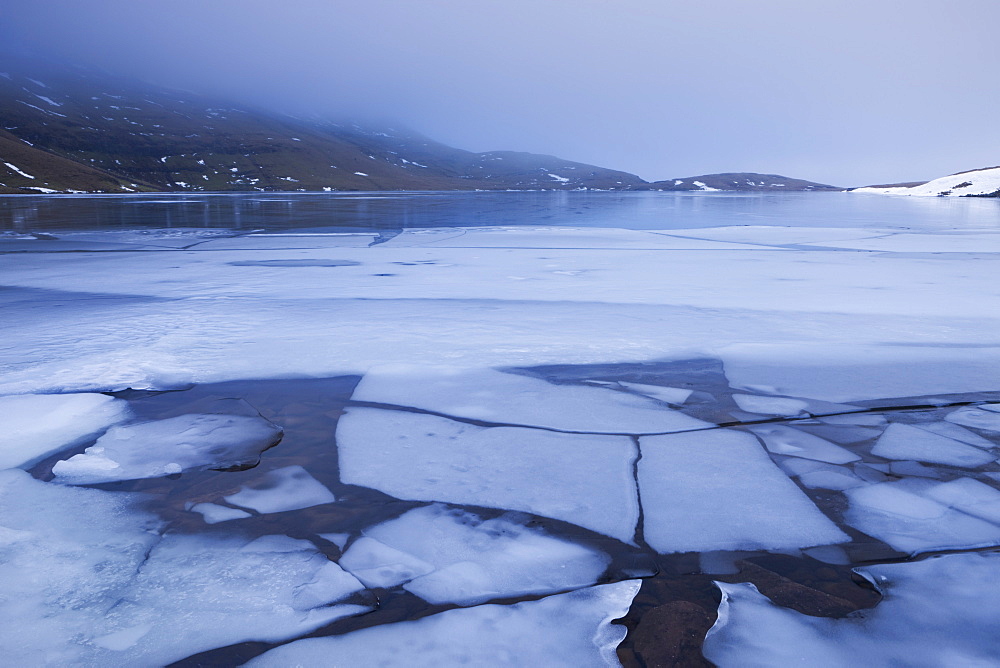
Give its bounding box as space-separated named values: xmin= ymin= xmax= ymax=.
xmin=3 ymin=0 xmax=998 ymax=185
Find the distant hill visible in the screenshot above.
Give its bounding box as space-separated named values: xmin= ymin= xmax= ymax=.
xmin=0 ymin=55 xmax=644 ymax=194
xmin=636 ymin=172 xmax=840 ymax=192
xmin=0 ymin=55 xmax=851 ymax=196
xmin=853 ymin=167 xmax=1000 ymax=197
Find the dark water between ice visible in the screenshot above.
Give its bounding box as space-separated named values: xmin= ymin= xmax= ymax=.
xmin=26 ymin=360 xmax=1000 ymax=666
xmin=2 ymin=190 xmax=999 ymax=234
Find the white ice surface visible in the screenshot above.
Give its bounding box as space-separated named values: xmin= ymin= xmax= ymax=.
xmin=3 ymin=225 xmax=998 ymax=398
xmin=911 ymin=421 xmax=996 ymax=447
xmin=617 ymin=382 xmax=693 ymax=405
xmin=339 ymin=536 xmax=436 ymax=589
xmin=337 ymin=408 xmax=639 ymax=543
xmin=350 ymin=365 xmax=710 ymax=433
xmin=704 ymin=552 xmax=1000 ymax=667
xmin=946 ymin=406 xmax=1000 ymax=432
xmin=800 ymin=232 xmax=1000 ymax=253
xmin=844 ymin=479 xmax=1000 ymax=554
xmin=722 ymin=343 xmax=1000 ymax=402
xmin=664 ymin=225 xmax=908 ymax=247
xmin=0 ymin=393 xmax=128 ymax=470
xmin=923 ymin=477 xmax=1000 ymax=524
xmin=870 ymin=422 xmax=996 ymax=467
xmin=186 ymin=501 xmax=252 ymax=524
xmin=732 ymin=394 xmax=809 ymax=416
xmin=379 ymin=226 xmax=765 ymax=250
xmin=749 ymin=424 xmax=860 ymax=464
xmin=224 ymin=465 xmax=336 ymax=513
xmin=797 ymin=468 xmax=866 ymax=491
xmin=0 ymin=470 xmax=367 ymax=667
xmin=344 ymin=504 xmax=611 ymax=605
xmin=247 ymin=580 xmax=640 ymax=668
xmin=52 ymin=413 xmax=282 ymax=484
xmin=638 ymin=430 xmax=848 ymax=553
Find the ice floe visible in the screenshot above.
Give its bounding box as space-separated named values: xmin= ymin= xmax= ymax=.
xmin=337 ymin=408 xmax=640 ymax=543
xmin=52 ymin=413 xmax=283 ymax=484
xmin=617 ymin=382 xmax=693 ymax=405
xmin=341 ymin=504 xmax=611 ymax=605
xmin=732 ymin=393 xmax=809 ymax=416
xmin=186 ymin=501 xmax=252 ymax=524
xmin=796 ymin=466 xmax=866 ymax=491
xmin=704 ymin=551 xmax=1000 ymax=666
xmin=339 ymin=536 xmax=436 ymax=589
xmin=247 ymin=580 xmax=640 ymax=667
xmin=946 ymin=406 xmax=1000 ymax=432
xmin=350 ymin=365 xmax=710 ymax=433
xmin=224 ymin=465 xmax=336 ymax=513
xmin=0 ymin=393 xmax=128 ymax=470
xmin=913 ymin=421 xmax=996 ymax=448
xmin=749 ymin=424 xmax=860 ymax=464
xmin=844 ymin=478 xmax=1000 ymax=553
xmin=638 ymin=430 xmax=848 ymax=553
xmin=870 ymin=422 xmax=996 ymax=467
xmin=0 ymin=470 xmax=366 ymax=666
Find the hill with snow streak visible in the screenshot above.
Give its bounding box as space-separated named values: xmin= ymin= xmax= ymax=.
xmin=854 ymin=166 xmax=1000 ymax=197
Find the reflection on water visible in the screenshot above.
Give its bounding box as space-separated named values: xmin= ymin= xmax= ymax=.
xmin=2 ymin=190 xmax=999 ymax=234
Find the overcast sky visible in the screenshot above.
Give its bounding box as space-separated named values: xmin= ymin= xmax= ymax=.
xmin=3 ymin=0 xmax=997 ymax=185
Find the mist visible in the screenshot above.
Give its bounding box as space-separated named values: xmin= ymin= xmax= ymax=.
xmin=3 ymin=0 xmax=998 ymax=186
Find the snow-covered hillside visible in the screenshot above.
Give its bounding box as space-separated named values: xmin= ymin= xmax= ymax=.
xmin=854 ymin=166 xmax=1000 ymax=197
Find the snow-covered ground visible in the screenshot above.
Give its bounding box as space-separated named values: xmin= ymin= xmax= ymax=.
xmin=2 ymin=220 xmax=1000 ymax=665
xmin=854 ymin=165 xmax=1000 ymax=197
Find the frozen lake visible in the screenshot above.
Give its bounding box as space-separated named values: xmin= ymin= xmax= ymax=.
xmin=2 ymin=191 xmax=1000 ymax=665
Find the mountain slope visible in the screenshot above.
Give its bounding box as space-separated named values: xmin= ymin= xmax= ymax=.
xmin=853 ymin=167 xmax=1000 ymax=197
xmin=0 ymin=55 xmax=645 ymax=193
xmin=0 ymin=129 xmax=140 ymax=193
xmin=637 ymin=172 xmax=840 ymax=192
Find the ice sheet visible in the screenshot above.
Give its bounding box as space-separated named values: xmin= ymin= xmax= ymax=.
xmin=5 ymin=220 xmax=999 ymax=399
xmin=800 ymin=232 xmax=1000 ymax=253
xmin=52 ymin=413 xmax=283 ymax=484
xmin=246 ymin=580 xmax=641 ymax=668
xmin=224 ymin=465 xmax=336 ymax=513
xmin=749 ymin=424 xmax=860 ymax=464
xmin=638 ymin=430 xmax=848 ymax=553
xmin=342 ymin=504 xmax=611 ymax=605
xmin=350 ymin=365 xmax=711 ymax=433
xmin=337 ymin=408 xmax=639 ymax=543
xmin=380 ymin=226 xmax=762 ymax=250
xmin=704 ymin=552 xmax=1000 ymax=666
xmin=870 ymin=422 xmax=996 ymax=467
xmin=0 ymin=393 xmax=128 ymax=470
